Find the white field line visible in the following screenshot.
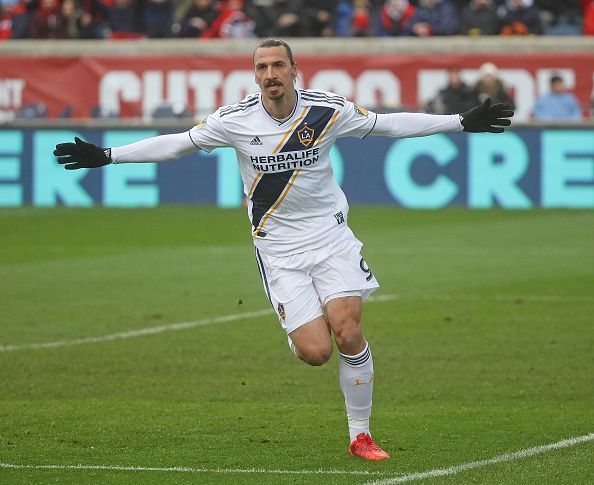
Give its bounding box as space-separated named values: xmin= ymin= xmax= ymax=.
xmin=366 ymin=433 xmax=594 ymax=485
xmin=0 ymin=294 xmax=396 ymax=353
xmin=1 ymin=433 xmax=591 ymax=479
xmin=0 ymin=463 xmax=388 ymax=477
xmin=0 ymin=309 xmax=273 ymax=352
xmin=1 ymin=292 xmax=591 ymax=353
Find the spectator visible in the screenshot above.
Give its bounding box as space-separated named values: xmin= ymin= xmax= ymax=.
xmin=246 ymin=0 xmax=276 ymax=37
xmin=143 ymin=0 xmax=173 ymax=38
xmin=498 ymin=0 xmax=543 ymax=35
xmin=334 ymin=0 xmax=357 ymax=36
xmin=60 ymin=0 xmax=77 ymax=38
xmin=533 ymin=74 xmax=582 ymax=120
xmin=460 ymin=0 xmax=501 ymax=35
xmin=474 ymin=62 xmax=516 ymax=109
xmin=351 ymin=0 xmax=371 ymax=36
xmin=0 ymin=0 xmax=29 ymax=39
xmin=427 ymin=68 xmax=480 ymax=114
xmin=268 ymin=0 xmax=300 ymax=37
xmin=246 ymin=0 xmax=298 ymax=37
xmin=59 ymin=0 xmax=86 ymax=38
xmin=76 ymin=7 xmax=99 ymax=38
xmin=449 ymin=0 xmax=469 ymax=10
xmin=177 ymin=0 xmax=217 ymax=37
xmin=302 ymin=0 xmax=337 ymax=37
xmin=204 ymin=0 xmax=254 ymax=38
xmin=78 ymin=0 xmax=110 ymax=38
xmin=536 ymin=0 xmax=582 ymax=35
xmin=406 ymin=0 xmax=459 ymax=37
xmin=584 ymin=0 xmax=594 ymax=34
xmin=28 ymin=0 xmax=63 ymax=38
xmin=379 ymin=0 xmax=415 ymax=36
xmin=107 ymin=0 xmax=143 ymax=38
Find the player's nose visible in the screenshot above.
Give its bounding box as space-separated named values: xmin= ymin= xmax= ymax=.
xmin=265 ymin=64 xmax=279 ymax=78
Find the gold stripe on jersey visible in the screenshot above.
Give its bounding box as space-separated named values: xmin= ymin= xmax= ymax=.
xmin=249 ymin=106 xmax=337 ymax=234
xmin=314 ymin=109 xmax=341 ymax=146
xmin=253 ymin=170 xmax=301 ymax=237
xmin=248 ymin=173 xmax=263 ymax=198
xmin=272 ymin=107 xmax=310 ymax=154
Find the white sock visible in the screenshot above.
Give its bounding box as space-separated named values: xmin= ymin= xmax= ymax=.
xmin=339 ymin=342 xmax=374 ymax=442
xmin=287 ymin=335 xmax=297 ymax=356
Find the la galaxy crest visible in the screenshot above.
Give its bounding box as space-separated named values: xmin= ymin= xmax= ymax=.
xmin=297 ymin=123 xmax=314 ymax=147
xmin=353 ymin=104 xmax=369 ymax=117
xmin=277 ymin=303 xmax=286 ymax=321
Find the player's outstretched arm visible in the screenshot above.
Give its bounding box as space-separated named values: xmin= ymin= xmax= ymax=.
xmin=370 ymin=98 xmax=514 ymax=139
xmin=459 ymin=98 xmax=514 ymax=133
xmin=53 ymin=132 xmax=200 ymax=170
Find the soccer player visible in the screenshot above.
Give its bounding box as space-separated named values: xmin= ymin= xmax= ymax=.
xmin=54 ymin=38 xmax=513 ymax=461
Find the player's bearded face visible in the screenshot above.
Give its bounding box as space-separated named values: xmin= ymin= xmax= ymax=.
xmin=254 ymin=46 xmax=297 ymax=101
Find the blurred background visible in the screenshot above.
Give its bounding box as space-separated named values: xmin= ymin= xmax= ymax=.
xmin=0 ymin=0 xmax=593 ymax=208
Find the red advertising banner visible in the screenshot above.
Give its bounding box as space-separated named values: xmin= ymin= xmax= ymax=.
xmin=1 ymin=53 xmax=593 ymax=122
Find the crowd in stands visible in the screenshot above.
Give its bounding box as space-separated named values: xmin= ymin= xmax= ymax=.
xmin=1 ymin=0 xmax=594 ymax=40
xmin=425 ymin=62 xmax=584 ymax=120
xmin=2 ymin=0 xmax=591 ymax=120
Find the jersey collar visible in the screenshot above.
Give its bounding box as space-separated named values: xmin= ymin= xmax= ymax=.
xmin=260 ymin=89 xmax=299 ymax=126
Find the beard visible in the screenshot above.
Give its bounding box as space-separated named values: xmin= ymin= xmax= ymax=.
xmin=264 ymin=82 xmax=285 ymax=99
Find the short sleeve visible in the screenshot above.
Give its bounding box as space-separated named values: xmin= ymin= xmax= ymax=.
xmin=188 ymin=110 xmax=231 ymax=152
xmin=333 ymin=100 xmax=378 ymax=139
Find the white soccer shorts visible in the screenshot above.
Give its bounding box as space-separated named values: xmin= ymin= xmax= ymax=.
xmin=254 ymin=228 xmax=380 ymax=334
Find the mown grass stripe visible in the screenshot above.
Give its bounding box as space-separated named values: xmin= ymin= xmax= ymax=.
xmin=1 ymin=293 xmax=591 ymax=352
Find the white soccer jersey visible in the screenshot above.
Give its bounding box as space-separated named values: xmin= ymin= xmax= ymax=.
xmin=188 ymin=89 xmax=378 ymax=256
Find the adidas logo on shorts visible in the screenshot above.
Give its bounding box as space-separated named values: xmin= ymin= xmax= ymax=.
xmin=250 ymin=136 xmax=263 ymax=145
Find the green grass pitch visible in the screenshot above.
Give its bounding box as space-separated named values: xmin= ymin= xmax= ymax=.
xmin=1 ymin=207 xmax=593 ymax=484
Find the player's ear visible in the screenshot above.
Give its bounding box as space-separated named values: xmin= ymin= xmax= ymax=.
xmin=292 ymin=62 xmax=298 ymax=82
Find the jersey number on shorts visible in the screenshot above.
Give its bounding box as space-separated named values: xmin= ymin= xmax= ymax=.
xmin=359 ymin=258 xmax=373 ymax=281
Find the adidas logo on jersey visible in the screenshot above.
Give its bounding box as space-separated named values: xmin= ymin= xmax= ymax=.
xmin=250 ymin=136 xmax=263 ymax=145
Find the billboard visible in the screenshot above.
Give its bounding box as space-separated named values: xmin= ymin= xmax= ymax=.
xmin=1 ymin=126 xmax=593 ymax=208
xmin=0 ymin=53 xmax=593 ymax=122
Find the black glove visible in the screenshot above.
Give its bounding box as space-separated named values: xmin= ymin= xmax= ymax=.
xmin=53 ymin=137 xmax=111 ymax=170
xmin=460 ymin=98 xmax=514 ymax=133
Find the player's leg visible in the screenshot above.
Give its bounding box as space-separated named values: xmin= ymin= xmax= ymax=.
xmin=326 ymin=295 xmax=388 ymax=460
xmin=325 ymin=294 xmax=365 ymax=355
xmin=288 ymin=315 xmax=333 ymax=366
xmin=311 ymin=232 xmax=389 ymax=460
xmin=324 ymin=298 xmax=370 ymax=428
xmin=254 ymin=247 xmax=333 ymax=366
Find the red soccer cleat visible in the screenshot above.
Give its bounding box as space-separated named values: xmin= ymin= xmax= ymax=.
xmin=349 ymin=433 xmax=390 ymax=460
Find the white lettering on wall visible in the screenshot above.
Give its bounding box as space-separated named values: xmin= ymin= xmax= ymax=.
xmin=309 ymin=70 xmax=354 ymax=98
xmin=101 ymin=67 xmax=594 ymax=120
xmin=98 ymin=71 xmax=141 ymax=114
xmin=187 ymin=71 xmax=223 ymax=119
xmin=223 ymin=71 xmax=257 ymax=108
xmin=0 ymin=79 xmax=25 ymax=108
xmin=355 ymin=70 xmax=401 ymax=109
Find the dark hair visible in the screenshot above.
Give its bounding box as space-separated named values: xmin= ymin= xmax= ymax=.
xmin=253 ymin=38 xmax=296 ymax=67
xmin=550 ymin=75 xmax=563 ymax=86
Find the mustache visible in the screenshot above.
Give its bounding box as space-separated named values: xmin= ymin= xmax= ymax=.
xmin=265 ymin=80 xmax=282 ymax=87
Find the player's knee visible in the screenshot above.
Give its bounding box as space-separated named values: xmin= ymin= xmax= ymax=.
xmin=333 ymin=318 xmax=364 ymax=353
xmin=299 ymin=344 xmax=333 ymax=366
